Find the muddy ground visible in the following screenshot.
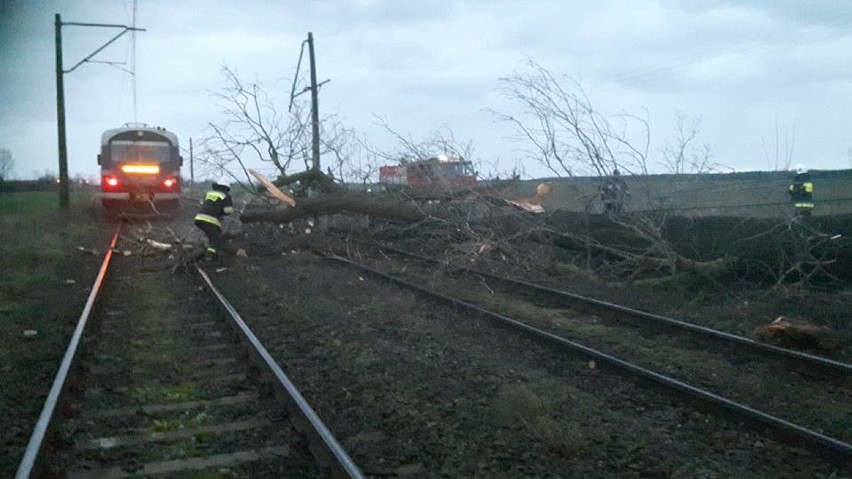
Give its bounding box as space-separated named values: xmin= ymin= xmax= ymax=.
xmin=2 ymin=197 xmax=851 ymax=478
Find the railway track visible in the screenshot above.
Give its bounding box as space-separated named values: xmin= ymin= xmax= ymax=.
xmin=15 ymin=225 xmax=362 ymax=478
xmin=367 ymin=242 xmax=852 ymax=381
xmin=320 ymin=249 xmax=852 ymax=467
xmin=201 ymin=250 xmax=848 ymax=476
xmin=18 ymin=221 xmax=849 ymax=476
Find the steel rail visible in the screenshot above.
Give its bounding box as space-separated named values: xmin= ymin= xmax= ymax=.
xmin=195 ymin=266 xmax=364 ymax=479
xmin=374 ymin=244 xmax=852 ymax=379
xmin=324 ymin=255 xmax=852 ymax=466
xmin=16 ymin=226 xmax=122 ymax=479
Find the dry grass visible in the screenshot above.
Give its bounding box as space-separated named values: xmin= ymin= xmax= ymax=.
xmin=494 ymin=384 xmax=587 ymax=456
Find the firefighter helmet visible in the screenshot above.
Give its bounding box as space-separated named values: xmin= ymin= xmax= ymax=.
xmin=213 ymin=177 xmax=231 ymax=190
xmin=794 ymin=164 xmax=808 ymax=175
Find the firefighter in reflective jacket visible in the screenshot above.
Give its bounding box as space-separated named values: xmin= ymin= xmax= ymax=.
xmin=788 ymin=165 xmax=814 ymax=218
xmin=194 ymin=177 xmax=234 ymax=260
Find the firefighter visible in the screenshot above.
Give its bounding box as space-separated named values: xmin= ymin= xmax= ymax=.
xmin=600 ymin=169 xmax=629 ymax=213
xmin=194 ymin=177 xmax=234 ymax=261
xmin=788 ymin=165 xmax=814 ymax=218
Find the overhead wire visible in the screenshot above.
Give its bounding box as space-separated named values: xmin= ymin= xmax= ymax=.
xmin=131 ymin=0 xmax=138 ymax=122
xmin=110 ymin=0 xmax=136 ymax=124
xmin=105 ymin=0 xmax=132 ymax=125
xmin=289 ymin=39 xmax=308 ymax=112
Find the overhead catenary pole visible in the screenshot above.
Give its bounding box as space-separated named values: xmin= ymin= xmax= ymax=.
xmin=53 ymin=14 xmax=145 ymax=209
xmin=307 ymin=32 xmax=320 ymax=172
xmin=189 ymin=137 xmax=194 ymax=186
xmin=55 ymin=14 xmax=69 ymax=209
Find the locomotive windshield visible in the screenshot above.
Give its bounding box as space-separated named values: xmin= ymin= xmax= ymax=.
xmin=110 ymin=140 xmax=171 ymax=163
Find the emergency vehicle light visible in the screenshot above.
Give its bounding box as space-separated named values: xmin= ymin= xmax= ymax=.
xmin=121 ymin=164 xmax=160 ymax=174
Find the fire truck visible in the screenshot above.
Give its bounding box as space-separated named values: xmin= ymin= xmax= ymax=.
xmin=379 ymin=154 xmax=476 ymax=188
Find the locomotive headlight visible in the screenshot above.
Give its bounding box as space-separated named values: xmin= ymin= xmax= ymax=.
xmin=121 ymin=164 xmax=160 ymax=174
xmin=163 ymin=177 xmax=177 ymax=188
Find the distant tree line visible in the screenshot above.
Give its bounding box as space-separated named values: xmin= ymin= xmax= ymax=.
xmin=0 ymin=175 xmax=98 ymax=193
xmin=0 ymin=178 xmax=59 ymax=193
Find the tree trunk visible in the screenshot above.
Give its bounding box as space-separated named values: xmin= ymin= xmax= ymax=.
xmin=274 ymin=169 xmax=342 ymax=193
xmin=240 ymin=193 xmax=431 ymax=224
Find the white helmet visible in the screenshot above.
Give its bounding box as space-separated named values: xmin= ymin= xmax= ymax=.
xmin=794 ymin=164 xmax=808 ymax=175
xmin=213 ymin=177 xmax=231 ymax=190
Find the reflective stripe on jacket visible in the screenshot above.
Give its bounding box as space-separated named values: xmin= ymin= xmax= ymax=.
xmin=788 ymin=181 xmax=813 ymax=202
xmin=206 ymin=191 xmax=225 ymax=200
xmin=194 ymin=213 xmax=221 ymax=227
xmin=197 ymin=189 xmax=234 ymax=223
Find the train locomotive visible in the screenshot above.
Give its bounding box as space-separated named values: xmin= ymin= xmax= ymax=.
xmin=99 ymin=123 xmax=182 ymax=213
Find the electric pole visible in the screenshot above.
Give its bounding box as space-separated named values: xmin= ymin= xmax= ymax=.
xmin=189 ymin=138 xmax=194 ymax=186
xmin=308 ymin=32 xmax=320 ymax=172
xmin=53 ymin=14 xmax=144 ymax=209
xmin=55 ymin=14 xmax=68 ymax=208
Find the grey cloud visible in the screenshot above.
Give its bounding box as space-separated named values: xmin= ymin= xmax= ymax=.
xmin=3 ymin=0 xmax=852 ymax=179
xmin=675 ymin=0 xmax=852 ymax=26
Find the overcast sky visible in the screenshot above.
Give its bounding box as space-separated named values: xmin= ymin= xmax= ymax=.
xmin=2 ymin=0 xmax=852 ymax=180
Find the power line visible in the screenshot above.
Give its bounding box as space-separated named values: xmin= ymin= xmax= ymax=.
xmin=131 ymin=0 xmax=138 ymax=122
xmin=288 ymin=39 xmax=308 ymax=113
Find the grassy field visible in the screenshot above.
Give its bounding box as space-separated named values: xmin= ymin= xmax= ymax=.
xmin=519 ymin=169 xmax=852 ymax=217
xmin=0 ymin=192 xmax=97 ymax=300
xmin=0 ymin=191 xmax=103 ymax=475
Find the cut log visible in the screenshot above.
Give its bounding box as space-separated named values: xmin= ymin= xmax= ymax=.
xmin=510 ymin=182 xmax=553 ymax=213
xmin=752 ymin=316 xmax=839 ymax=351
xmin=248 ymin=169 xmax=296 ymax=206
xmin=384 ymin=178 xmax=520 ymax=201
xmin=273 ymin=169 xmax=342 ymax=193
xmin=240 ymin=178 xmax=521 ymax=225
xmin=239 ymin=193 xmax=431 ymax=224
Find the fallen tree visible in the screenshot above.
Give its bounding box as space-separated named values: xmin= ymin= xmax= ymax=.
xmin=241 ymin=168 xmax=522 ymax=225
xmin=240 ymin=192 xmax=430 ymax=224
xmin=198 ymin=62 xmax=845 ymax=290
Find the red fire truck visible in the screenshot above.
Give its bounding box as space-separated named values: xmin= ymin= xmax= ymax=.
xmin=379 ymin=155 xmax=476 ymax=188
